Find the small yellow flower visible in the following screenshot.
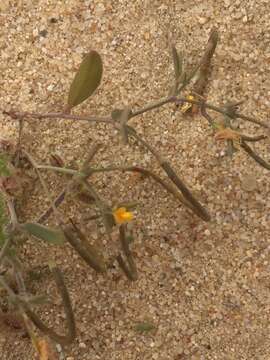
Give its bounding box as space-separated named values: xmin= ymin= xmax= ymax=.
xmin=180 ymin=94 xmax=195 ymax=113
xmin=113 ymin=207 xmax=134 ymax=224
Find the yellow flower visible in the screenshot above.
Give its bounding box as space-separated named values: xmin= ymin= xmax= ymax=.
xmin=180 ymin=94 xmax=195 ymax=113
xmin=113 ymin=207 xmax=134 ymax=224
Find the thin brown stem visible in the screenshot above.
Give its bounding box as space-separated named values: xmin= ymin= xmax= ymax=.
xmin=240 ymin=134 xmax=267 ymax=142
xmin=200 ymin=102 xmax=215 ymax=126
xmin=6 ymin=197 xmax=18 ymax=230
xmin=20 ymin=266 xmax=76 ymax=345
xmin=38 ymin=190 xmax=66 ymax=223
xmin=117 ymin=224 xmax=138 ymax=281
xmin=174 ymin=97 xmax=269 ymax=128
xmin=63 ymin=225 xmax=106 ymax=273
xmin=128 ymin=129 xmax=210 ymax=221
xmin=81 ymin=143 xmax=102 ymax=171
xmin=37 ymin=165 xmax=81 ymax=176
xmin=14 ymin=118 xmax=24 ymax=167
xmin=240 ymin=141 xmax=270 ymax=170
xmin=37 ymin=143 xmax=101 ymax=223
xmin=3 ymin=96 xmax=268 ymax=129
xmin=22 ymin=150 xmax=64 ymax=225
xmin=191 ymin=28 xmax=218 ymax=113
xmin=90 ymin=165 xmax=202 ymax=215
xmin=235 ymin=112 xmax=269 ymax=129
xmin=4 ymin=110 xmax=112 ymax=124
xmin=131 ymin=97 xmax=172 ymax=118
xmin=160 ymin=161 xmax=210 ymax=221
xmin=128 ymin=127 xmax=164 ymax=163
xmin=131 ymin=96 xmax=268 ymax=129
xmin=82 ymin=180 xmax=114 ymax=235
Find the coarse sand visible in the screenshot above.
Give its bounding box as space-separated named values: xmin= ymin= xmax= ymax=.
xmin=0 ymin=1 xmax=269 ymax=359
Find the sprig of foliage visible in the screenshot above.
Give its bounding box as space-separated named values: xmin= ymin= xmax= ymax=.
xmin=0 ymin=154 xmax=9 ymax=247
xmin=0 ymin=27 xmax=269 ymax=356
xmin=0 ymin=194 xmax=7 ymax=246
xmin=0 ymin=153 xmax=10 ymax=177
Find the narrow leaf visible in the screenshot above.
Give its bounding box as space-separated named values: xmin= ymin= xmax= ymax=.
xmin=171 ymin=44 xmax=182 ymax=80
xmin=169 ymin=45 xmax=183 ymax=95
xmin=102 ymin=212 xmax=115 ymax=235
xmin=119 ymin=107 xmax=131 ymax=144
xmin=68 ymin=50 xmax=103 ymax=108
xmin=63 ymin=227 xmax=106 ymax=273
xmin=22 ymin=223 xmax=65 ymax=245
xmin=161 ymin=162 xmax=211 ymax=222
xmin=37 ymin=165 xmax=82 ymax=176
xmin=0 ymin=154 xmax=11 ymax=176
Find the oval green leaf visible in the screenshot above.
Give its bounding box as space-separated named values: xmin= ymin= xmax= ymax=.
xmin=171 ymin=44 xmax=182 ymax=80
xmin=22 ymin=223 xmax=65 ymax=245
xmin=68 ymin=50 xmax=103 ymax=108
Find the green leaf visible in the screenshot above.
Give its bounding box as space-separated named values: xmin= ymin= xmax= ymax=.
xmin=22 ymin=223 xmax=65 ymax=245
xmin=134 ymin=322 xmax=156 ymax=333
xmin=37 ymin=165 xmax=83 ymax=176
xmin=171 ymin=44 xmax=182 ymax=80
xmin=0 ymin=154 xmax=10 ymax=177
xmin=102 ymin=212 xmax=115 ymax=235
xmin=68 ymin=50 xmax=103 ymax=108
xmin=0 ymin=195 xmax=7 ymax=247
xmin=168 ymin=45 xmax=184 ymax=95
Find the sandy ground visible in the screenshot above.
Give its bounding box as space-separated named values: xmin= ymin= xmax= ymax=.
xmin=0 ymin=1 xmax=270 ymax=359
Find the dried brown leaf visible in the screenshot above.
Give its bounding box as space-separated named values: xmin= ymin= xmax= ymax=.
xmin=36 ymin=337 xmax=58 ymax=360
xmin=215 ymin=128 xmax=241 ymax=142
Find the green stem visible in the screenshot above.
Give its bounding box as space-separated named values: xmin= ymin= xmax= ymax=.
xmin=0 ymin=237 xmax=12 ymax=265
xmin=37 ymin=165 xmax=83 ymax=176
